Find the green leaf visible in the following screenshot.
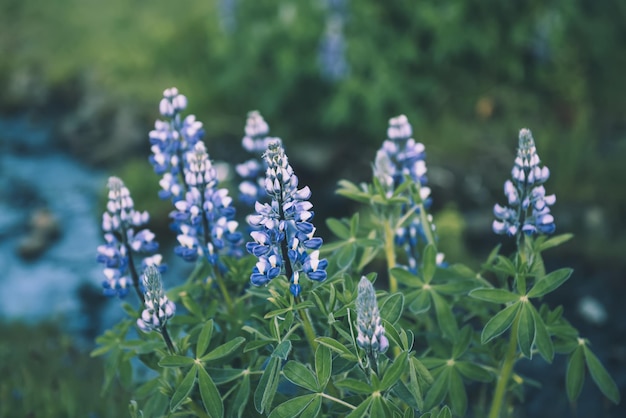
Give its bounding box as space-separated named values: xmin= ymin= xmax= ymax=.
xmin=455 ymin=361 xmax=493 ymax=382
xmin=424 ymin=367 xmax=450 ymax=411
xmin=201 ymin=337 xmax=246 ymax=362
xmin=315 ymin=345 xmax=332 ymax=390
xmin=170 ymin=365 xmax=197 ymax=412
xmin=448 ymin=368 xmax=467 ymax=417
xmin=380 ymin=293 xmax=404 ymax=324
xmin=336 ymin=180 xmax=371 ymax=203
xmin=583 ymin=346 xmax=621 ymax=404
xmin=244 ymin=340 xmax=272 ymax=353
xmin=181 ymin=294 xmax=205 ymax=319
xmin=469 ymin=288 xmax=519 ymax=304
xmin=204 ymin=368 xmax=246 ymax=385
xmin=408 ymin=290 xmax=431 ymax=314
xmin=336 ymin=244 xmax=357 ymax=270
xmin=345 ymin=396 xmax=373 ymax=418
xmin=198 ymin=366 xmax=224 ymax=418
xmin=299 ymin=395 xmax=322 ymax=418
xmin=268 ymin=394 xmax=316 ymax=418
xmin=334 ymin=378 xmax=374 ymax=394
xmin=481 ymin=302 xmax=520 ymax=344
xmin=432 ymin=280 xmax=479 ymax=295
xmin=196 ymin=320 xmax=214 ymax=358
xmin=233 ymin=373 xmax=250 ymax=418
xmin=527 ymin=268 xmax=573 ymax=298
xmin=283 ymin=361 xmax=318 ymax=392
xmin=381 ymin=352 xmax=408 ymax=391
xmin=451 ymin=326 xmax=472 ymax=359
xmin=517 ymin=303 xmax=536 ymax=358
xmin=538 ymin=233 xmax=573 ymax=251
xmin=382 ymin=319 xmax=402 ymax=349
xmin=407 ymin=358 xmax=426 ymax=410
xmin=566 ymin=345 xmax=585 ymax=401
xmin=254 ymin=357 xmax=281 ymax=414
xmin=271 ymin=340 xmax=292 ymax=360
xmin=436 ymin=405 xmax=452 ymax=418
xmin=315 ymin=337 xmax=358 ymax=361
xmin=391 ymin=267 xmax=424 ymax=287
xmin=530 ymin=305 xmax=554 ymax=363
xmin=431 ymin=291 xmax=459 ymax=340
xmin=370 ymin=396 xmax=385 ymax=418
xmin=490 ymin=255 xmax=517 ymax=276
xmin=159 ymin=355 xmax=196 ymax=368
xmin=326 ymin=218 xmax=351 ymax=239
xmin=422 ymin=244 xmax=438 ymax=283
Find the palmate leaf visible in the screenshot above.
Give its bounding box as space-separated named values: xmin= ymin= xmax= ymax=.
xmin=529 ymin=304 xmax=554 ymax=363
xmin=431 ymin=291 xmax=459 ymax=341
xmin=381 ymin=352 xmax=408 ymax=391
xmin=196 ymin=320 xmax=214 ymax=358
xmin=423 ymin=367 xmax=451 ymax=411
xmin=201 ymin=337 xmax=246 ymax=362
xmin=315 ymin=337 xmax=358 ymax=361
xmin=448 ymin=368 xmax=467 ymax=417
xmin=232 ymin=373 xmax=250 ymax=418
xmin=481 ymin=302 xmax=520 ymax=344
xmin=326 ymin=218 xmax=350 ymax=239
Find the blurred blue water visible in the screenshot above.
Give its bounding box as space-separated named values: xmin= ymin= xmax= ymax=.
xmin=0 ymin=115 xmax=106 ymax=329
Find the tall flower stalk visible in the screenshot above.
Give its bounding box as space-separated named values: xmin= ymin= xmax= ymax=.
xmin=356 ymin=277 xmax=389 ymax=375
xmin=97 ymin=177 xmax=164 ymax=302
xmin=373 ymin=115 xmax=440 ymax=291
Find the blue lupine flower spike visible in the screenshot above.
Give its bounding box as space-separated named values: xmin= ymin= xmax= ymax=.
xmin=493 ymin=128 xmax=556 ymax=239
xmin=374 ymin=115 xmax=443 ymax=273
xmin=97 ymin=177 xmax=165 ymax=300
xmin=171 ymin=141 xmax=243 ymax=268
xmin=149 ymin=87 xmax=204 ymax=202
xmin=246 ymin=140 xmax=327 ymax=297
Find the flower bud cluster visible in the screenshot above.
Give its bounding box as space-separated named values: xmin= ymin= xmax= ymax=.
xmin=356 ymin=277 xmax=389 ymax=355
xmin=97 ymin=177 xmax=164 ymax=298
xmin=246 ymin=141 xmax=327 ymax=297
xmin=137 ymin=266 xmax=176 ymax=332
xmin=236 ymin=111 xmax=282 ymax=206
xmin=493 ymin=129 xmax=556 ymax=236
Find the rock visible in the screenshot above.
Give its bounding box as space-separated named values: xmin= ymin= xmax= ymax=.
xmin=17 ymin=208 xmax=61 ymax=260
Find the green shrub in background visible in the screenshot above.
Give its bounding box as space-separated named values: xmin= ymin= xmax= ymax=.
xmin=0 ymin=321 xmax=129 ymax=418
xmin=1 ymin=0 xmax=625 ymax=262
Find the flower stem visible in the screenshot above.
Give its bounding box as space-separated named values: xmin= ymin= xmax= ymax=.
xmin=161 ymin=324 xmax=177 ymax=355
xmin=383 ymin=218 xmax=398 ymax=293
xmin=295 ymin=297 xmax=318 ymax=352
xmin=488 ymin=315 xmax=520 ymax=418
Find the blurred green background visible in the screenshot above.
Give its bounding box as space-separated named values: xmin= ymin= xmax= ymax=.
xmin=1 ymin=0 xmax=624 ymax=416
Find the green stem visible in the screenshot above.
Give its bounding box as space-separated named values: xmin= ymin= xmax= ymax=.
xmin=214 ymin=270 xmax=234 ymax=314
xmin=296 ymin=300 xmax=318 ymax=352
xmin=488 ymin=315 xmax=520 ymax=418
xmin=383 ymin=218 xmax=398 ymax=293
xmin=320 ymin=392 xmax=357 ymax=410
xmin=161 ymin=324 xmax=177 ymax=355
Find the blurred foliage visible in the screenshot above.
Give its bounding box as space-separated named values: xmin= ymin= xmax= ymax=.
xmin=0 ymin=321 xmax=129 ymax=418
xmin=1 ymin=0 xmax=626 ymax=256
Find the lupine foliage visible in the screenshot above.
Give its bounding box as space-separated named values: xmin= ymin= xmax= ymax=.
xmin=93 ymin=89 xmax=620 ymax=418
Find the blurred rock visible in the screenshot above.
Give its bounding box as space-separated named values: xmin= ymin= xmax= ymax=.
xmin=17 ymin=208 xmax=61 ymax=260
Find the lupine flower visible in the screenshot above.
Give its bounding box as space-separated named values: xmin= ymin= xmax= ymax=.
xmin=356 ymin=277 xmax=389 ymax=355
xmin=493 ymin=128 xmax=556 ymax=237
xmin=171 ymin=141 xmax=243 ymax=267
xmin=137 ymin=265 xmax=176 ymax=332
xmin=246 ymin=141 xmax=327 ymax=297
xmin=374 ymin=115 xmax=442 ymax=272
xmin=149 ymin=87 xmax=204 ymax=201
xmin=236 ymin=111 xmax=282 ymax=206
xmin=97 ymin=177 xmax=164 ymax=298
